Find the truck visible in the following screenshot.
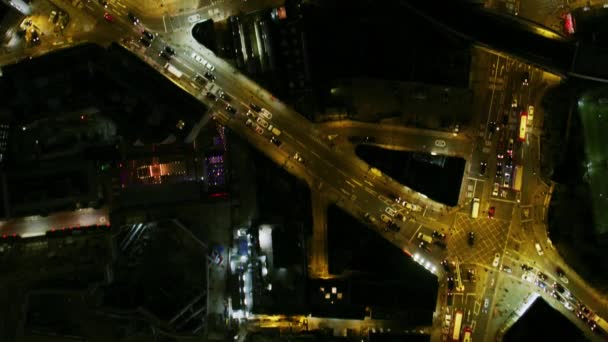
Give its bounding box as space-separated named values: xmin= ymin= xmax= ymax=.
xmin=164 ymin=63 xmax=183 ymax=78
xmin=512 ymin=165 xmax=523 ymax=192
xmin=462 ymin=326 xmax=472 ymax=342
xmin=471 ymin=198 xmax=480 ymax=219
xmin=452 ymin=311 xmax=463 ymax=341
xmin=417 ymin=232 xmax=433 ymax=244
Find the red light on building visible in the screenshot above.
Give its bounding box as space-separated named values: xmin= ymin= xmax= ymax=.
xmin=519 ymin=112 xmax=528 ymax=142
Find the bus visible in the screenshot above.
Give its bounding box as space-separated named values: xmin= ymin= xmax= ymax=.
xmin=512 ymin=165 xmax=523 ymax=192
xmin=452 ymin=311 xmax=463 ymax=341
xmin=518 ymin=112 xmax=527 ymax=142
xmin=471 ymin=198 xmax=480 ymax=219
xmin=164 ymin=63 xmax=183 ymax=78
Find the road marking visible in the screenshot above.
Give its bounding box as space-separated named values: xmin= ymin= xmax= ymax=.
xmin=471 ymin=320 xmax=477 ymax=331
xmin=409 ymin=224 xmax=423 ymax=242
xmin=162 ymin=16 xmax=167 ymax=32
xmin=311 ymin=151 xmax=320 ymax=158
xmin=364 ymin=180 xmax=374 ymax=187
xmin=351 ymin=178 xmax=362 ymax=186
xmin=490 ymin=197 xmax=516 ymax=204
xmin=345 ymin=180 xmax=355 ymax=188
xmin=364 ymin=187 xmax=377 ymax=196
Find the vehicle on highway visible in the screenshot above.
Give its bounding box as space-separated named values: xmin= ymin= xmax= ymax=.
xmin=419 ymin=241 xmax=432 ymax=253
xmin=142 ymin=30 xmax=154 ymax=41
xmin=380 ymin=214 xmax=391 ymax=224
xmin=462 ymin=327 xmax=472 ymax=342
xmin=164 ymin=63 xmax=183 ymax=78
xmin=453 ymin=124 xmax=460 ymax=136
xmin=483 ymin=298 xmax=490 ymax=313
xmin=245 ymin=119 xmax=253 ymax=127
xmin=556 ymin=267 xmax=569 ymax=284
xmin=139 ymin=37 xmax=151 ymax=47
xmin=480 ymin=161 xmax=487 ymax=176
xmin=164 ymin=46 xmax=176 ymax=56
xmin=159 ymin=50 xmax=171 ymax=61
xmin=435 ymin=139 xmax=446 ymax=147
xmin=507 ymin=138 xmax=514 ymax=156
xmin=492 ymin=253 xmax=501 ymax=267
xmin=537 ymin=272 xmax=548 ymax=281
xmin=387 ymin=221 xmax=400 ymax=232
xmin=564 ymin=301 xmax=574 ymax=311
xmin=441 ymin=259 xmax=453 ymax=273
xmin=502 ymin=265 xmax=512 ymax=273
xmin=496 ymin=162 xmax=503 ymax=176
xmin=432 ymin=230 xmax=446 ymax=240
xmin=417 ymin=232 xmax=433 ymax=244
xmin=205 ymin=92 xmax=216 ymax=100
xmin=293 ymin=152 xmax=303 ymax=163
xmin=193 ymin=74 xmax=206 ymax=85
xmin=385 ymin=207 xmax=397 ymax=217
xmin=522 ymin=272 xmax=535 ymax=283
xmin=467 ymin=268 xmax=476 ymax=281
xmin=488 ymin=206 xmax=495 ymax=219
xmin=447 ymin=276 xmax=455 ymax=291
xmin=502 ymin=173 xmax=511 ymax=188
xmin=511 ymin=98 xmax=518 ymax=108
xmin=396 ymin=213 xmax=406 ymax=222
xmin=270 ymin=136 xmax=281 ymax=146
xmin=553 ymin=282 xmax=565 ymax=294
xmin=259 ymin=108 xmax=272 ymax=119
xmin=249 ymin=103 xmax=262 ymax=112
xmin=535 ymin=242 xmax=544 ymax=256
xmin=254 ymin=125 xmax=264 ymax=135
xmin=268 ymin=126 xmax=281 ymax=136
xmin=471 ymin=198 xmax=480 ymax=218
xmin=492 ymin=182 xmax=499 ymax=197
xmin=497 ymin=151 xmax=504 ymax=159
xmin=127 ymin=12 xmax=140 ymax=25
xmin=225 ymin=105 xmax=237 ymax=115
xmin=103 ymin=12 xmax=113 ymax=22
xmin=536 ymin=280 xmax=548 ymax=291
xmin=521 ymin=264 xmax=533 ymax=271
xmin=246 ymin=110 xmax=256 ymax=119
xmin=522 ymin=71 xmax=529 ymax=86
xmin=256 ymin=117 xmax=269 ymax=128
xmin=218 ymin=91 xmax=230 ymax=101
xmin=468 ymin=231 xmax=475 ymax=246
xmin=204 ymin=71 xmax=215 ymax=81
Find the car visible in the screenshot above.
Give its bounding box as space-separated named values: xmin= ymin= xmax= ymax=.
xmin=432 ymin=230 xmax=446 ymax=240
xmin=246 ymin=110 xmax=256 ymax=119
xmin=103 ymin=12 xmax=113 ymax=22
xmin=225 ymin=105 xmax=237 ymax=115
xmin=502 ymin=265 xmax=512 ymax=273
xmin=468 ymin=232 xmax=475 ymax=246
xmin=502 ymin=174 xmax=511 ymax=188
xmin=441 ymin=259 xmax=453 ymax=273
xmin=218 ymin=91 xmax=230 ymax=101
xmin=256 ymin=117 xmax=269 ymax=128
xmin=488 ymin=206 xmax=495 ymax=219
xmin=496 ymin=162 xmax=503 ymax=175
xmin=489 ymin=121 xmax=498 ymax=133
xmin=164 ymin=46 xmax=176 ymax=56
xmin=385 ymin=207 xmax=397 ymax=217
xmin=127 ymin=12 xmax=140 ymax=24
xmin=492 ymin=253 xmax=501 ymax=267
xmin=205 ymin=61 xmax=215 ymax=72
xmin=564 ymin=301 xmax=574 ymax=311
xmin=159 ymin=50 xmax=171 ymax=60
xmin=292 ymin=152 xmax=304 ymax=163
xmin=259 ymin=109 xmax=272 ymax=119
xmin=193 ymin=74 xmax=206 ymax=85
xmin=250 ymin=103 xmax=262 ymax=112
xmin=505 ymin=156 xmax=513 ymax=167
xmin=507 ymin=138 xmax=514 ymax=156
xmin=205 ymin=92 xmax=217 ymax=100
xmin=535 ymin=243 xmax=544 ymax=256
xmin=433 ymin=240 xmax=447 ymax=249
xmin=254 ymin=125 xmax=264 ymax=135
xmin=447 ymin=276 xmax=455 ymax=291
xmin=453 ymin=124 xmax=460 ymax=136
xmin=537 ymin=272 xmax=548 ymax=281
xmin=387 ymin=221 xmax=400 ymax=232
xmin=204 ymin=71 xmax=215 ymax=81
xmin=556 ymin=267 xmax=569 ymax=284
xmin=497 ymin=152 xmax=504 ymax=159
xmin=192 ymin=52 xmax=205 ymax=64
xmin=139 ymin=37 xmax=151 ymax=47
xmin=419 ymin=241 xmax=432 ymax=253
xmin=142 ymin=30 xmax=154 ymax=41
xmin=511 ymin=98 xmax=518 ymax=108
xmin=492 ymin=183 xmax=500 ymax=196
xmin=270 ymin=136 xmax=281 ymax=146
xmin=396 ymin=213 xmax=406 ymax=222
xmin=484 ymin=298 xmax=490 ymax=309
xmin=536 ymin=280 xmax=548 ymax=291
xmin=553 ymin=282 xmax=565 ymax=294
xmin=521 ymin=264 xmax=533 ymax=271
xmin=522 ymin=71 xmax=529 ymax=86
xmin=480 ymin=161 xmax=487 ymax=175
xmin=99 ymin=0 xmax=108 ymax=8
xmin=467 ymin=268 xmax=476 ymax=281
xmin=522 ymin=272 xmax=535 ymax=283
xmin=245 ymin=119 xmax=253 ymax=127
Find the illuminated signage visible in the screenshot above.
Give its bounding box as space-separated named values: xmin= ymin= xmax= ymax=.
xmin=519 ymin=113 xmax=528 ymax=141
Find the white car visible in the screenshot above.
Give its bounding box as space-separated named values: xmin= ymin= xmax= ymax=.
xmin=492 ymin=183 xmax=499 ymax=197
xmin=385 ymin=207 xmax=397 ymax=217
xmin=259 ymin=108 xmax=272 ymax=119
xmin=256 ymin=117 xmax=269 ymax=128
xmin=535 ymin=243 xmax=544 ymax=256
xmin=492 ymin=253 xmax=501 ymax=267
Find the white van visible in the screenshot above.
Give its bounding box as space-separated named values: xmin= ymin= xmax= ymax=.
xmin=471 ymin=198 xmax=480 ymax=219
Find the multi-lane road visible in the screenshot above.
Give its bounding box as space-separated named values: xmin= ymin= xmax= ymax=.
xmin=1 ymin=0 xmax=608 ymax=340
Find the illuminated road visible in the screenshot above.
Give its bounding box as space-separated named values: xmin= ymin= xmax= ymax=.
xmin=0 ymin=0 xmax=607 ymax=341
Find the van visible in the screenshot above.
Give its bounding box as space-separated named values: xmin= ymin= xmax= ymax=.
xmin=417 ymin=232 xmax=433 ymax=244
xmin=471 ymin=198 xmax=480 ymax=218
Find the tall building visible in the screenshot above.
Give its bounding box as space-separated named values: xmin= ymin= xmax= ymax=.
xmin=1 ymin=0 xmax=32 ymax=15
